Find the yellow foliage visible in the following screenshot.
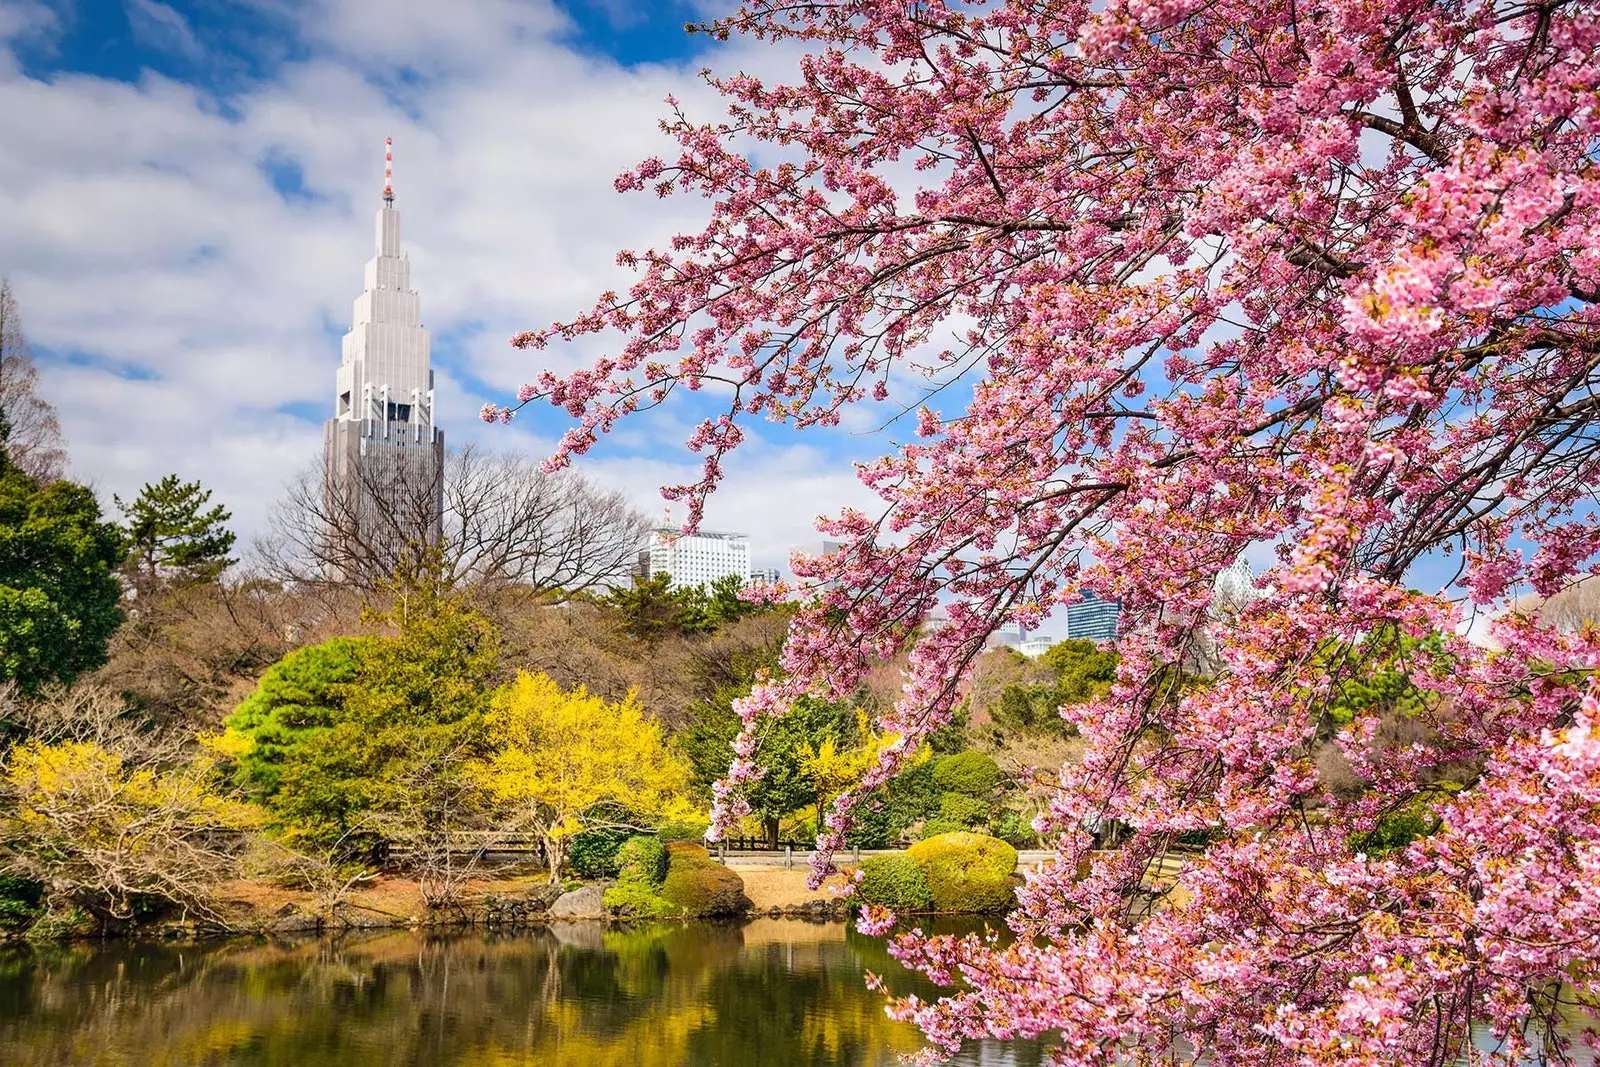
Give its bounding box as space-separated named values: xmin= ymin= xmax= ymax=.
xmin=1 ymin=739 xmax=259 ymax=917
xmin=802 ymin=708 xmax=925 ymax=810
xmin=471 ymin=671 xmax=691 ymax=855
xmin=6 ymin=740 xmax=257 ymax=838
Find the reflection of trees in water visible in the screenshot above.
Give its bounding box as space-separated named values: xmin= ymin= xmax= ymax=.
xmin=0 ymin=923 xmax=1045 ymax=1066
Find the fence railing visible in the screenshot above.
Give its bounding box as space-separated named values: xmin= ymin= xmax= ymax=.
xmin=718 ymin=836 xmax=818 ymax=852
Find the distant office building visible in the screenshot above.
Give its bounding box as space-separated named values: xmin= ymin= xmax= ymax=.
xmin=1018 ymin=635 xmax=1055 ymax=658
xmin=750 ymin=567 xmax=781 ymax=585
xmin=985 ymin=621 xmax=1026 ymax=649
xmin=1212 ymin=555 xmax=1257 ymax=612
xmin=1066 ymin=593 xmax=1121 ymax=642
xmin=638 ymin=529 xmax=751 ymax=589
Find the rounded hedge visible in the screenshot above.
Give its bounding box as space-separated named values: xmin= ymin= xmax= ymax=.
xmin=855 ymin=854 xmax=933 ymax=913
xmin=659 ymin=844 xmax=748 ymax=916
xmin=603 ymin=880 xmax=670 ymax=919
xmin=568 ymin=827 xmax=633 ymax=878
xmin=931 ymin=752 xmax=1002 ymax=797
xmin=938 ymin=792 xmax=990 ymax=828
xmin=915 ymin=817 xmax=970 ymax=840
xmin=615 ymin=835 xmax=669 ymax=886
xmin=906 ymin=831 xmax=1019 ymax=913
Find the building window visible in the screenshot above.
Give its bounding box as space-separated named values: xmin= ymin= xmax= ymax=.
xmin=339 ymin=391 xmax=351 ymax=415
xmin=387 ymin=401 xmax=413 ymax=423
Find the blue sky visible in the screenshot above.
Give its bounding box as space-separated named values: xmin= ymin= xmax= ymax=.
xmin=0 ymin=0 xmax=886 ymax=571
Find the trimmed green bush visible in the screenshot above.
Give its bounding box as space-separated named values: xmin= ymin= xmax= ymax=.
xmin=605 ymin=841 xmax=749 ymax=918
xmin=938 ymin=792 xmax=990 ymax=828
xmin=992 ymin=811 xmax=1040 ymax=848
xmin=906 ymin=831 xmax=1019 ymax=913
xmin=603 ymin=879 xmax=670 ymax=919
xmin=615 ymin=835 xmax=668 ymax=885
xmin=856 ymin=854 xmax=933 ymax=912
xmin=915 ymin=817 xmax=968 ymax=840
xmin=569 ymin=826 xmax=633 ymax=879
xmin=931 ymin=752 xmax=1002 ymax=797
xmin=658 ymin=842 xmax=749 ymax=917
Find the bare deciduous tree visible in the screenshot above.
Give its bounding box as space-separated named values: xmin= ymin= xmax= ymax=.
xmin=259 ymin=444 xmax=649 ymax=600
xmin=0 ymin=279 xmax=67 ymax=482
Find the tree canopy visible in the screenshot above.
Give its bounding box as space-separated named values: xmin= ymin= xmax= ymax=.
xmin=267 ymin=586 xmax=497 ymax=853
xmin=502 ymin=1 xmax=1600 ymax=1062
xmin=222 ymin=636 xmax=369 ymax=801
xmin=115 ymin=475 xmax=236 ymax=587
xmin=0 ymin=460 xmax=123 ymax=695
xmin=0 ymin=280 xmax=66 ymax=483
xmin=470 ymin=671 xmax=689 ymax=882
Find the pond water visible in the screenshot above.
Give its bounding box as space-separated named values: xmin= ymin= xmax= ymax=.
xmin=0 ymin=919 xmax=1045 ymax=1067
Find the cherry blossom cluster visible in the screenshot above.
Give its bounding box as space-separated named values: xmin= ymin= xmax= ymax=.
xmin=497 ymin=0 xmax=1600 ymax=1062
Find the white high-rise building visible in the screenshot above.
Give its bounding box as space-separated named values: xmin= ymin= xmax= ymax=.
xmin=322 ymin=139 xmax=444 ymax=577
xmin=638 ymin=529 xmax=751 ymax=589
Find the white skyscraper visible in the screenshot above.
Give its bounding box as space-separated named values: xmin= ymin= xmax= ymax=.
xmin=321 ymin=139 xmax=444 ymax=578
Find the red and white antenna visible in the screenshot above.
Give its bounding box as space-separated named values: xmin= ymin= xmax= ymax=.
xmin=383 ymin=136 xmax=394 ymax=202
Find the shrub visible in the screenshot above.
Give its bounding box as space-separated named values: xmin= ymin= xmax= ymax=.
xmin=568 ymin=825 xmax=634 ymax=879
xmin=938 ymin=792 xmax=990 ymax=828
xmin=603 ymin=879 xmax=670 ymax=919
xmin=657 ymin=818 xmax=710 ymax=842
xmin=931 ymin=752 xmax=1002 ymax=796
xmin=906 ymin=832 xmax=1019 ymax=913
xmin=665 ymin=840 xmax=715 ymax=867
xmin=846 ymin=804 xmax=898 ymax=848
xmin=0 ymin=739 xmax=259 ymax=923
xmin=915 ymin=817 xmax=968 ymax=840
xmin=855 ymin=854 xmax=933 ymax=912
xmin=992 ymin=810 xmax=1040 ymax=848
xmin=0 ymin=875 xmax=42 ymax=932
xmin=615 ymin=836 xmax=668 ymax=886
xmin=658 ymin=843 xmax=749 ymax=917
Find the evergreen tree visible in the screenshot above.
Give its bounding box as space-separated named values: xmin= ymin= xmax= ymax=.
xmin=115 ymin=475 xmax=236 ymax=587
xmin=222 ymin=636 xmax=371 ymax=801
xmin=268 ymin=583 xmax=498 ymax=855
xmin=0 ymin=455 xmax=124 ymax=695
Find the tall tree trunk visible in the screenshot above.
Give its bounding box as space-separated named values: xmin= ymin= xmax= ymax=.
xmin=544 ymin=833 xmax=565 ymax=885
xmin=763 ymin=815 xmax=780 ymax=850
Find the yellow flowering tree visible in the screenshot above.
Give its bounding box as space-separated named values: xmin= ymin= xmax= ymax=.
xmin=472 ymin=671 xmax=690 ymax=883
xmin=0 ymin=737 xmax=259 ymax=923
xmin=802 ymin=709 xmax=927 ymax=828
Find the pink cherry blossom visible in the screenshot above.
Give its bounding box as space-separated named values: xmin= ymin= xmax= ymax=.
xmin=503 ymin=1 xmax=1600 ymax=1062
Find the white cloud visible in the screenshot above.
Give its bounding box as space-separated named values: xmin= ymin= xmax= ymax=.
xmin=3 ymin=0 xmax=875 ymax=564
xmin=125 ymin=0 xmax=205 ymax=60
xmin=0 ymin=0 xmax=55 ymax=46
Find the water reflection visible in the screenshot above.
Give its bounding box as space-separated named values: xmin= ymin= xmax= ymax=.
xmin=0 ymin=919 xmax=1043 ymax=1067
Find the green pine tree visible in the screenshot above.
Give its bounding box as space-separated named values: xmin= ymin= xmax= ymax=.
xmin=115 ymin=474 xmax=236 ymax=587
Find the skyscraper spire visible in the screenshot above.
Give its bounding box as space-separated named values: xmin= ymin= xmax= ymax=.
xmin=323 ymin=135 xmax=443 ymax=583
